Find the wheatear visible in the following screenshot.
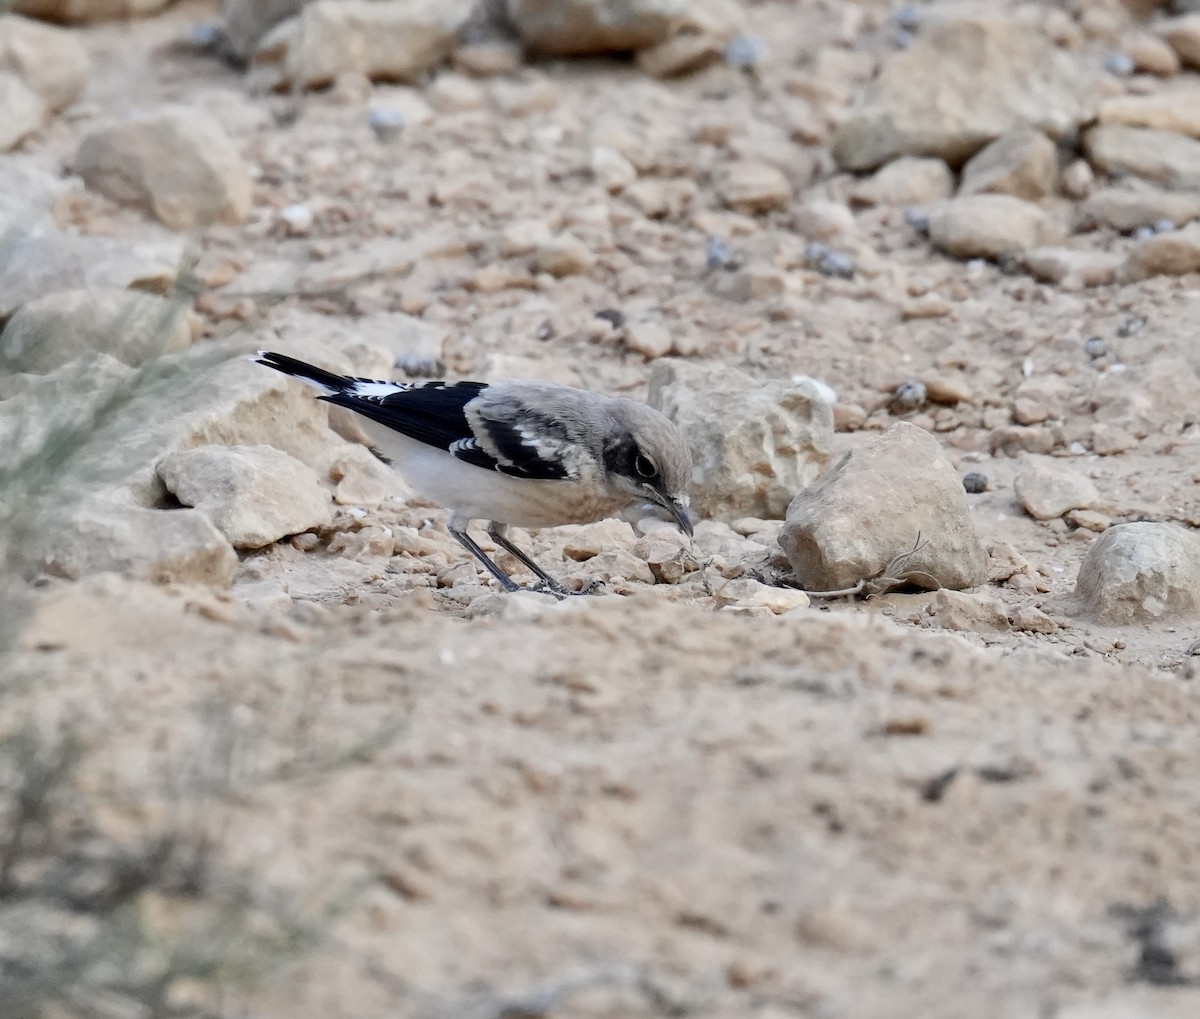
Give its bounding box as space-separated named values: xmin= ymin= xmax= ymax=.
xmin=256 ymin=351 xmax=693 ymax=594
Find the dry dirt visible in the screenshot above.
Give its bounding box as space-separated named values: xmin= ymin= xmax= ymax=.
xmin=6 ymin=1 xmax=1200 ymax=1017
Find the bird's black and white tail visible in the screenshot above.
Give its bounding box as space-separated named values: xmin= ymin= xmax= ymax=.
xmin=255 ymin=350 xmax=408 ymax=401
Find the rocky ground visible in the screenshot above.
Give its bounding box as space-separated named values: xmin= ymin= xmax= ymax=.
xmin=3 ymin=0 xmax=1200 ymax=1016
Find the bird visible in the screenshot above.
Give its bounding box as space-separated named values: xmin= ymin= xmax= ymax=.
xmin=255 ymin=351 xmax=693 ymax=594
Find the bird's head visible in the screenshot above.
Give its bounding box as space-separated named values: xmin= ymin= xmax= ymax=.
xmin=604 ymin=401 xmax=694 ymax=537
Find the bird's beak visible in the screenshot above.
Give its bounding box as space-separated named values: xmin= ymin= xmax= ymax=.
xmin=665 ymin=496 xmax=694 ymax=538
xmin=641 ymin=485 xmax=694 ymax=537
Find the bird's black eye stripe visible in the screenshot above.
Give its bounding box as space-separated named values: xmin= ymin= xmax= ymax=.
xmin=634 ymin=452 xmax=657 ymax=479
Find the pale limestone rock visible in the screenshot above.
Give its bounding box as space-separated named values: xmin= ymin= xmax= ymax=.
xmin=778 ymin=422 xmax=988 ymax=592
xmin=1123 ymin=222 xmax=1200 ymax=279
xmin=959 ymin=127 xmax=1058 ymax=201
xmin=0 ymin=72 xmax=45 ymax=152
xmin=1074 ymin=522 xmax=1200 ymax=623
xmin=157 ymin=444 xmax=332 ymax=549
xmin=928 ymin=194 xmax=1063 ymax=259
xmin=0 ymin=14 xmax=89 ymax=111
xmin=1084 ymin=125 xmax=1200 ymax=190
xmin=649 ymin=359 xmax=833 ymax=522
xmin=833 ymin=14 xmax=1091 ymax=171
xmin=505 ymin=0 xmax=684 ymax=55
xmin=75 ymin=107 xmax=251 ymax=230
xmin=0 ymin=289 xmax=192 ymax=374
xmin=1014 ymin=456 xmax=1100 ymax=521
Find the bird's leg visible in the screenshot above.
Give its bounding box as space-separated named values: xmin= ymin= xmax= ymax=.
xmin=486 ymin=523 xmax=574 ymax=596
xmin=448 ymin=526 xmax=520 ymax=593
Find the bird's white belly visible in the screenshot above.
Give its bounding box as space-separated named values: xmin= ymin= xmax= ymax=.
xmin=363 ymin=424 xmax=624 ymax=527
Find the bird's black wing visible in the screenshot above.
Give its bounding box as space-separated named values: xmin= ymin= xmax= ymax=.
xmin=319 ymin=381 xmax=500 ymax=470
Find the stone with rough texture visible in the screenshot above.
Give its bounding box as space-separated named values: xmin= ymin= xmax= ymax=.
xmin=778 ymin=422 xmax=989 ymax=592
xmin=1020 ymin=248 xmax=1121 ymax=289
xmin=0 ymin=72 xmax=45 ymax=153
xmin=1158 ymin=14 xmax=1200 ymax=69
xmin=0 ymin=157 xmax=71 ymax=236
xmin=1123 ymin=222 xmax=1200 ymax=279
xmin=1074 ymin=522 xmax=1200 ymax=623
xmin=505 ymin=0 xmax=685 ymax=55
xmin=534 ymin=234 xmax=595 ymax=276
xmin=1088 ymin=357 xmax=1199 ymax=437
xmin=832 ymin=14 xmax=1090 ymax=172
xmin=1098 ymin=93 xmax=1200 ymax=141
xmin=1014 ymin=456 xmax=1100 ymax=521
xmin=0 ymin=289 xmax=191 ymax=374
xmin=75 ymin=107 xmax=251 ymax=230
xmin=157 ymin=444 xmax=332 ymax=549
xmin=719 ymin=161 xmax=791 ymax=214
xmin=36 ymin=499 xmax=237 ymax=586
xmin=714 ymin=577 xmax=810 ymax=615
xmin=1083 ymin=125 xmax=1200 ymax=190
xmin=928 ymin=195 xmax=1062 ymax=259
xmin=850 ymin=157 xmax=954 ymax=207
xmin=253 ymin=0 xmax=477 ymax=89
xmin=1080 ymin=186 xmax=1200 ymax=232
xmin=221 ymin=0 xmax=304 ymax=62
xmin=928 ymin=589 xmax=1056 ymax=634
xmin=0 ymin=229 xmax=186 ymax=320
xmin=959 ymin=128 xmax=1058 ymax=201
xmin=649 ymin=359 xmax=833 ymax=522
xmin=11 ymin=0 xmax=172 ymax=21
xmin=0 ymin=15 xmax=89 ymax=111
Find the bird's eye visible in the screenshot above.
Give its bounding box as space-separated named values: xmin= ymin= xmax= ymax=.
xmin=634 ymin=453 xmax=657 ymax=479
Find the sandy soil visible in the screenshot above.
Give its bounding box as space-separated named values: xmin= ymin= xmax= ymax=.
xmin=6 ymin=0 xmax=1200 ymax=1016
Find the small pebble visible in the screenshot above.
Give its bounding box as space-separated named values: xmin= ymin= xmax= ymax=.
xmin=892 ymin=30 xmax=915 ymax=49
xmin=1103 ymin=52 xmax=1135 ymax=77
xmin=893 ymin=378 xmax=927 ymax=410
xmin=1132 ymin=225 xmax=1155 ymax=241
xmin=724 ymin=35 xmax=765 ymax=69
xmin=279 ymin=203 xmax=314 ymax=235
xmin=1116 ymin=315 xmax=1146 ymax=337
xmin=806 ymin=242 xmax=855 ymax=278
xmin=190 ymin=23 xmax=222 ymax=49
xmin=706 ymin=237 xmax=738 ymax=272
xmin=595 ymin=308 xmax=625 ymax=329
xmin=904 ymin=206 xmax=930 ymax=235
xmin=892 ymin=4 xmax=922 ymax=31
xmin=962 ymin=472 xmax=988 ymax=494
xmin=1154 ymin=218 xmax=1175 ymax=234
xmin=1083 ymin=336 xmax=1107 ymax=359
xmin=368 ymin=108 xmax=407 ymax=143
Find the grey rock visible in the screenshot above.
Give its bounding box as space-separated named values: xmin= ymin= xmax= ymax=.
xmin=832 ymin=14 xmax=1091 ymax=171
xmin=0 ymin=289 xmax=191 ymax=373
xmin=221 ymin=0 xmax=305 ymax=62
xmin=0 ymin=157 xmax=73 ymax=237
xmin=506 ymin=0 xmax=685 ymax=55
xmin=1013 ymin=455 xmax=1100 ymax=521
xmin=75 ymin=106 xmax=252 ymax=230
xmin=157 ymin=444 xmax=332 ymax=549
xmin=778 ymin=421 xmax=989 ymax=592
xmin=1074 ymin=522 xmax=1200 ymax=623
xmin=1083 ymin=125 xmax=1200 ymax=191
xmin=649 ymin=359 xmax=833 ymax=522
